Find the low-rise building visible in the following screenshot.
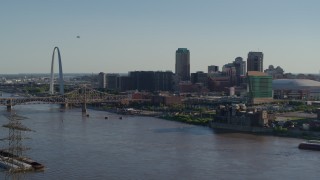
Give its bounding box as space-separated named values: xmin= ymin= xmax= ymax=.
xmin=152 ymin=95 xmax=182 ymax=106
xmin=214 ymin=104 xmax=269 ymax=127
xmin=273 ymin=79 xmax=320 ymax=100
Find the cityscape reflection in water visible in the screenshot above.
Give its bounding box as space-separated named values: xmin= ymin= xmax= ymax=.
xmin=0 ymin=103 xmax=320 ymax=180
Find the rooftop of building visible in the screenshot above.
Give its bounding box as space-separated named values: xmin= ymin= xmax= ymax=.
xmin=176 ymin=48 xmax=189 ymax=53
xmin=247 ymin=71 xmax=268 ymax=76
xmin=248 ymin=52 xmax=263 ymax=55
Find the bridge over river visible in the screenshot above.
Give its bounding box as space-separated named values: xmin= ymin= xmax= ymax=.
xmin=0 ymin=87 xmax=128 ymax=113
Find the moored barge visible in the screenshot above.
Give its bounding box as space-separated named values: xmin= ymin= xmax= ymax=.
xmin=298 ymin=140 xmax=320 ymax=151
xmin=0 ymin=150 xmax=44 ymax=172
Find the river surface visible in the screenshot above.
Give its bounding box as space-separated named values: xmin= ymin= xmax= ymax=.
xmin=0 ymin=93 xmax=320 ymax=179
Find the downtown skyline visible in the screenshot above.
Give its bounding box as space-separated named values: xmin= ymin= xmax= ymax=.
xmin=1 ymin=0 xmax=320 ymax=74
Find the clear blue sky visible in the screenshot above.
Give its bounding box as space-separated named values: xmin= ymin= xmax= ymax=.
xmin=1 ymin=0 xmax=319 ymax=74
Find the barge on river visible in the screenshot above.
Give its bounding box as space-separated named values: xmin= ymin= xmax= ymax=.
xmin=298 ymin=140 xmax=320 ymax=151
xmin=0 ymin=150 xmax=44 ymax=172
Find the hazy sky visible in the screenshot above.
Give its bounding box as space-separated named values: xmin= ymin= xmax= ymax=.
xmin=1 ymin=0 xmax=319 ymax=74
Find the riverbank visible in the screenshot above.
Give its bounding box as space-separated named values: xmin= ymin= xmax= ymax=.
xmin=89 ymin=106 xmax=320 ymax=139
xmin=209 ymin=121 xmax=320 ymax=140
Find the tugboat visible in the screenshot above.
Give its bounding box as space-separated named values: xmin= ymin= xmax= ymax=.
xmin=298 ymin=140 xmax=320 ymax=151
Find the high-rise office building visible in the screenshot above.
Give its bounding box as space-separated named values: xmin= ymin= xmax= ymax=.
xmin=247 ymin=52 xmax=263 ymax=72
xmin=234 ymin=57 xmax=246 ymax=76
xmin=247 ymin=71 xmax=272 ymax=104
xmin=154 ymin=71 xmax=174 ymax=91
xmin=234 ymin=57 xmax=246 ymax=86
xmin=208 ymin=65 xmax=219 ymax=74
xmin=191 ymin=71 xmax=208 ymax=87
xmin=129 ymin=71 xmax=174 ymax=92
xmin=175 ymin=48 xmax=190 ymax=81
xmin=106 ymin=73 xmax=119 ymax=90
xmin=130 ymin=71 xmax=155 ymax=92
xmin=98 ymin=72 xmax=106 ymax=89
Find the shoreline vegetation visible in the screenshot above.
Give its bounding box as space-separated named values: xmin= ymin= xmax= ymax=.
xmin=160 ymin=114 xmax=211 ymax=126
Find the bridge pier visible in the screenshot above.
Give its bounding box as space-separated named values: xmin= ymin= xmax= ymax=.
xmin=82 ymin=103 xmax=87 ymax=114
xmin=7 ymin=105 xmax=12 ymax=111
xmin=6 ymin=99 xmax=13 ymax=111
xmin=60 ymin=103 xmax=68 ymax=109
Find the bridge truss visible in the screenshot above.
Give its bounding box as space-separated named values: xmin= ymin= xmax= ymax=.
xmin=0 ymin=87 xmax=128 ymax=107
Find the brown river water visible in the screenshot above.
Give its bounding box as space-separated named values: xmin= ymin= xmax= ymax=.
xmin=0 ymin=93 xmax=319 ymax=179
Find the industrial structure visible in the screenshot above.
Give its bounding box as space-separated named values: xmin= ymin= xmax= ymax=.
xmin=0 ymin=86 xmax=128 ymax=113
xmin=0 ymin=112 xmax=44 ymax=173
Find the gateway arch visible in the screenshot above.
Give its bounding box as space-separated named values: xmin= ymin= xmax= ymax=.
xmin=49 ymin=47 xmax=64 ymax=95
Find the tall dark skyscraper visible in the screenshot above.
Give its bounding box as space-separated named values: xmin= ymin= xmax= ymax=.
xmin=175 ymin=48 xmax=190 ymax=81
xmin=247 ymin=52 xmax=263 ymax=72
xmin=98 ymin=72 xmax=106 ymax=89
xmin=234 ymin=57 xmax=246 ymax=76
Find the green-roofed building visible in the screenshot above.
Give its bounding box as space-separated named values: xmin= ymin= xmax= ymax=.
xmin=247 ymin=71 xmax=273 ymax=104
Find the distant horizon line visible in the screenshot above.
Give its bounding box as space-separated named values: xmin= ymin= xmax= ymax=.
xmin=1 ymin=71 xmax=320 ymax=76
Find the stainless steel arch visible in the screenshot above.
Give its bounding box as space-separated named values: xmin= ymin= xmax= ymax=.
xmin=49 ymin=47 xmax=64 ymax=95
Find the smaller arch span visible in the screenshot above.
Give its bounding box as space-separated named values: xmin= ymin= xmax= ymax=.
xmin=50 ymin=47 xmax=64 ymax=95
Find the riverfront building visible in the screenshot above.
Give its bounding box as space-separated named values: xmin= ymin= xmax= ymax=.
xmin=175 ymin=48 xmax=190 ymax=81
xmin=247 ymin=52 xmax=263 ymax=72
xmin=213 ymin=104 xmax=270 ymax=127
xmin=247 ymin=71 xmax=273 ymax=104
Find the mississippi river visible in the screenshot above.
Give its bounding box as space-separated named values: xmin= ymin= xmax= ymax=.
xmin=0 ymin=95 xmax=320 ymax=179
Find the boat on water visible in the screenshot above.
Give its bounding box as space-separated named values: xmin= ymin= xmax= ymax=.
xmin=1 ymin=111 xmax=45 ymax=172
xmin=298 ymin=140 xmax=320 ymax=151
xmin=0 ymin=150 xmax=44 ymax=172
